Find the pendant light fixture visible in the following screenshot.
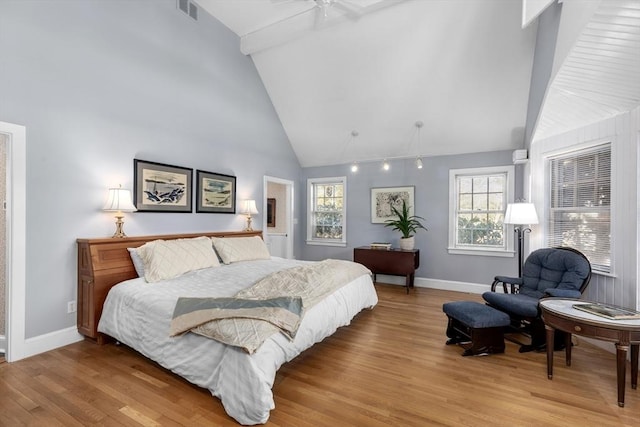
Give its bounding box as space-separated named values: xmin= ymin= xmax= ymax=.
xmin=350 ymin=130 xmax=359 ymax=173
xmin=415 ymin=121 xmax=424 ymax=170
xmin=341 ymin=129 xmax=360 ymax=173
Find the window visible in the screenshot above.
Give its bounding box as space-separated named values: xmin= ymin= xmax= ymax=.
xmin=548 ymin=143 xmax=611 ymax=273
xmin=307 ymin=176 xmax=347 ymax=246
xmin=448 ymin=166 xmax=514 ymax=256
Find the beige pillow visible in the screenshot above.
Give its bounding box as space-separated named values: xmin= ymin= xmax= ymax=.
xmin=138 ymin=236 xmax=219 ymax=283
xmin=211 ymin=236 xmax=271 ymax=264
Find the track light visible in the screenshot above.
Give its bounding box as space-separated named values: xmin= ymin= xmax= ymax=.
xmin=351 ymin=162 xmax=359 ymax=173
xmin=382 ymin=159 xmax=390 ymax=171
xmin=416 ymin=157 xmax=423 ymax=169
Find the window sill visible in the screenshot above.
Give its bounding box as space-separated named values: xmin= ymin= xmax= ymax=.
xmin=592 ymin=270 xmax=616 ymax=278
xmin=306 ymin=240 xmax=347 ymax=248
xmin=447 ymin=247 xmax=515 ymax=258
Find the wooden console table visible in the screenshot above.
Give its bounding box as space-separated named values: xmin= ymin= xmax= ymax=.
xmin=540 ymin=298 xmax=640 ymax=407
xmin=353 ymin=247 xmax=419 ymax=293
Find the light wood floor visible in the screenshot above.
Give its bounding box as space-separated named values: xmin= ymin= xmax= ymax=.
xmin=1 ymin=284 xmax=638 ymax=426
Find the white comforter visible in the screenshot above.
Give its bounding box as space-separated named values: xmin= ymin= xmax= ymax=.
xmin=98 ymin=257 xmax=378 ymax=425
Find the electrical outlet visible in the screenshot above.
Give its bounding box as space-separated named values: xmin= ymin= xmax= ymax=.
xmin=67 ymin=301 xmax=77 ymax=314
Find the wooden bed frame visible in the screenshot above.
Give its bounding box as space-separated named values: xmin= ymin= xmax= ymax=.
xmin=76 ymin=230 xmax=262 ymax=344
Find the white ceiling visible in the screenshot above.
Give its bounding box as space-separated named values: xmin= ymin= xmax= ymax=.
xmin=199 ymin=0 xmax=537 ymax=167
xmin=199 ymin=0 xmax=639 ymax=168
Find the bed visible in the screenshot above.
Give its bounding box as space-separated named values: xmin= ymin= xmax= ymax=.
xmin=77 ymin=231 xmax=378 ymax=425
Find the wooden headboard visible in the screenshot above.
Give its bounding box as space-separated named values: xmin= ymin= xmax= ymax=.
xmin=76 ymin=230 xmax=262 ymax=344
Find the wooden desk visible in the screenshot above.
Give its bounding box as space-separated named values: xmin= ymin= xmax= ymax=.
xmin=353 ymin=247 xmax=419 ymax=293
xmin=540 ymin=299 xmax=640 ymax=407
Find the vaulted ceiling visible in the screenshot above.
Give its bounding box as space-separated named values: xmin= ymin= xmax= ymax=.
xmin=533 ymin=0 xmax=640 ymax=141
xmin=199 ymin=0 xmax=640 ymax=168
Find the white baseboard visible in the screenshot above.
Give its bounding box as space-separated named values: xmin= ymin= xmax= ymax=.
xmin=20 ymin=327 xmax=84 ymax=360
xmin=576 ymin=336 xmax=616 ymax=355
xmin=376 ymin=274 xmax=490 ymax=294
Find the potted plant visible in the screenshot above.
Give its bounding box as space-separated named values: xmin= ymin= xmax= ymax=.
xmin=384 ymin=200 xmax=427 ymax=250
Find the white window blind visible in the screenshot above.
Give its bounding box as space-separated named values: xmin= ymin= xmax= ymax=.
xmin=548 ymin=143 xmax=611 ymax=273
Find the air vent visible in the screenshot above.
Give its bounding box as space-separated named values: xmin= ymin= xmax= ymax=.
xmin=189 ymin=3 xmax=198 ymax=20
xmin=177 ymin=0 xmax=198 ymax=21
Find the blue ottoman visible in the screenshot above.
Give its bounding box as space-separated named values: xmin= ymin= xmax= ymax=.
xmin=442 ymin=301 xmax=510 ymax=356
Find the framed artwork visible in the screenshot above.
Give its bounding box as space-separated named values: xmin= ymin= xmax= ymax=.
xmin=267 ymin=198 xmax=276 ymax=227
xmin=134 ymin=159 xmax=192 ymax=212
xmin=371 ymin=186 xmax=415 ymax=223
xmin=196 ymin=170 xmax=236 ymax=213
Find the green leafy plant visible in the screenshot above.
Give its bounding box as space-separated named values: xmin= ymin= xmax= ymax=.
xmin=384 ymin=200 xmax=427 ymax=238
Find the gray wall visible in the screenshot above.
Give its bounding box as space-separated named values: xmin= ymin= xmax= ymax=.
xmin=0 ymin=1 xmax=301 ymax=338
xmin=301 ymin=151 xmax=523 ymax=286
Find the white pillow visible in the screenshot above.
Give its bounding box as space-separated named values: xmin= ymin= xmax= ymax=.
xmin=139 ymin=236 xmax=220 ymax=283
xmin=127 ymin=248 xmax=145 ymax=277
xmin=211 ymin=236 xmax=270 ymax=264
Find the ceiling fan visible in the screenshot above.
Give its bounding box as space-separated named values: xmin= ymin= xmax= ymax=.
xmin=274 ymin=0 xmax=363 ymax=28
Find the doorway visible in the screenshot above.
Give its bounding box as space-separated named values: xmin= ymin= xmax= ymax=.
xmin=263 ymin=176 xmax=294 ymax=259
xmin=0 ymin=133 xmax=6 ymax=360
xmin=0 ymin=121 xmax=27 ymax=362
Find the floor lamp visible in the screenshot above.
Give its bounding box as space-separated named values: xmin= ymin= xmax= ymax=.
xmin=504 ymin=202 xmax=539 ymax=277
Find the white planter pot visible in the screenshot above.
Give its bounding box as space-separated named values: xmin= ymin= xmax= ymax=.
xmin=399 ymin=236 xmax=415 ymax=250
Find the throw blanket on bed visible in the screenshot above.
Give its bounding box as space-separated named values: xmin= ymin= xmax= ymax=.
xmin=170 ymin=259 xmax=371 ymax=353
xmin=170 ymin=296 xmax=303 ymax=339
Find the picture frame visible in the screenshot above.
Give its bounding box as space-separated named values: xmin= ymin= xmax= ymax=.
xmin=134 ymin=159 xmax=192 ymax=212
xmin=196 ymin=170 xmax=236 ymax=213
xmin=371 ymin=186 xmax=415 ymax=223
xmin=267 ymin=198 xmax=276 ymax=227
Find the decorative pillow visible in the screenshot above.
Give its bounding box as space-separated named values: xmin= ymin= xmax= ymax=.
xmin=139 ymin=236 xmax=220 ymax=283
xmin=127 ymin=248 xmax=145 ymax=277
xmin=211 ymin=236 xmax=271 ymax=264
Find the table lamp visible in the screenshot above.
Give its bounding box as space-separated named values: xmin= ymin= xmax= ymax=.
xmin=103 ymin=185 xmax=137 ymax=238
xmin=241 ymin=199 xmax=259 ymax=231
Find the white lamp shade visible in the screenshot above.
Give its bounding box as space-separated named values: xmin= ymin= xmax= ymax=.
xmin=103 ymin=187 xmax=136 ymax=212
xmin=504 ymin=203 xmax=538 ymax=225
xmin=241 ymin=199 xmax=259 ymax=215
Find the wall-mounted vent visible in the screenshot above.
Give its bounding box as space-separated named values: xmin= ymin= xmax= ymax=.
xmin=178 ymin=0 xmax=198 ymax=21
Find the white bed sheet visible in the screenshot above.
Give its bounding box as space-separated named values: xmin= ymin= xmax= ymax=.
xmin=97 ymin=257 xmax=378 ymax=425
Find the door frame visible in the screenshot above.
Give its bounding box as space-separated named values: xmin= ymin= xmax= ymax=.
xmin=0 ymin=121 xmax=27 ymax=362
xmin=263 ymin=176 xmax=294 ymax=259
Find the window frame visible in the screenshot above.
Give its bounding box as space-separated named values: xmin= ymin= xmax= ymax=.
xmin=306 ymin=176 xmax=347 ymax=247
xmin=448 ymin=165 xmax=515 ymax=257
xmin=546 ymin=142 xmax=612 ymax=274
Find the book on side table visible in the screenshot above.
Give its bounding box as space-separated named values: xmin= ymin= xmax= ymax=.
xmin=369 ymin=242 xmax=392 ymax=250
xmin=573 ymin=303 xmax=640 ymax=320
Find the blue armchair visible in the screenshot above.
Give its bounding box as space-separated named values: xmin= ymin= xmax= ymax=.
xmin=482 ymin=247 xmax=591 ymax=352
